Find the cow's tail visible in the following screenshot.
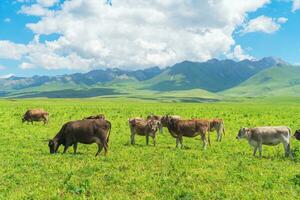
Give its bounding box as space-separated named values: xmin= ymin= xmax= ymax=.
xmin=287 ymin=127 xmax=292 ymax=139
xmin=106 ymin=120 xmax=112 ymax=144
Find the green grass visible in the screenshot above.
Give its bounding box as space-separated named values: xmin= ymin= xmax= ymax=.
xmin=1 ymin=99 xmax=300 ymax=199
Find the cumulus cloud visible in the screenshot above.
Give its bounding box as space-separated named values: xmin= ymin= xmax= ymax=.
xmin=292 ymin=0 xmax=300 ymax=12
xmin=241 ymin=15 xmax=287 ymax=34
xmin=19 ymin=4 xmax=53 ymax=16
xmin=0 ymin=41 xmax=28 ymax=60
xmin=227 ymin=45 xmax=254 ymax=61
xmin=2 ymin=0 xmax=271 ymax=70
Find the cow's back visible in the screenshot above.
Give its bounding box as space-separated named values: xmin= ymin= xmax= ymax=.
xmin=63 ymin=120 xmax=109 ymax=144
xmin=250 ymin=126 xmax=291 ymax=142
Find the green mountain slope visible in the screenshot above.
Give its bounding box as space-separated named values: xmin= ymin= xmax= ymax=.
xmin=223 ymin=65 xmax=300 ymax=97
xmin=145 ymin=57 xmax=284 ymax=92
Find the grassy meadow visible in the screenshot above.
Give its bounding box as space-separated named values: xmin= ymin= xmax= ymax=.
xmin=0 ymin=98 xmax=300 ymax=199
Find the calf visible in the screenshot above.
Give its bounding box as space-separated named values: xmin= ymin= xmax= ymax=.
xmin=294 ymin=130 xmax=300 ymax=140
xmin=165 ymin=116 xmax=210 ymax=149
xmin=22 ymin=109 xmax=49 ymax=125
xmin=236 ymin=126 xmax=292 ymax=158
xmin=129 ymin=118 xmax=161 ymax=146
xmin=209 ymin=119 xmax=225 ymax=142
xmin=48 ymin=118 xmax=111 ymax=156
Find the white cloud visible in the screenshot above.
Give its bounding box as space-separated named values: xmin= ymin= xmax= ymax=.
xmin=19 ymin=4 xmax=52 ymax=16
xmin=0 ymin=74 xmax=15 ymax=79
xmin=2 ymin=0 xmax=270 ymax=70
xmin=227 ymin=45 xmax=254 ymax=61
xmin=241 ymin=15 xmax=287 ymax=34
xmin=292 ymin=0 xmax=300 ymax=12
xmin=277 ymin=17 xmax=288 ymax=24
xmin=0 ymin=65 xmax=6 ymax=70
xmin=0 ymin=41 xmax=28 ymax=60
xmin=37 ymin=0 xmax=59 ymax=7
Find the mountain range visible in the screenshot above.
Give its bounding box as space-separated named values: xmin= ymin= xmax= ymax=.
xmin=0 ymin=57 xmax=299 ymax=101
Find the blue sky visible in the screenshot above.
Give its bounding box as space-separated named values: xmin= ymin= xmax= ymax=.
xmin=0 ymin=0 xmax=299 ymax=77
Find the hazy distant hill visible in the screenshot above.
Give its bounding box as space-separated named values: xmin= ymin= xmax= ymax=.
xmin=0 ymin=57 xmax=293 ymax=99
xmin=222 ymin=65 xmax=300 ymax=97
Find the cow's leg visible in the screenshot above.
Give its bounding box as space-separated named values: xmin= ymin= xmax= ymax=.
xmin=217 ymin=129 xmax=222 ymax=142
xmin=283 ymin=142 xmax=292 ymax=158
xmin=146 ymin=134 xmax=150 ymax=145
xmin=55 ymin=144 xmax=60 ymax=153
xmin=258 ymin=143 xmax=262 ymax=158
xmin=179 ymin=135 xmax=183 ymax=149
xmin=101 ymin=138 xmax=108 ymax=156
xmin=130 ymin=132 xmax=135 ymax=145
xmin=176 ymin=138 xmax=179 ymax=148
xmin=253 ymin=146 xmax=258 ymax=156
xmin=201 ymin=134 xmax=207 ymax=150
xmin=63 ymin=145 xmax=70 ymax=154
xmin=95 ymin=140 xmax=104 ymax=157
xmin=73 ymin=143 xmax=78 ymax=154
xmin=153 ymin=135 xmax=156 ymax=146
xmin=207 ymin=132 xmax=211 ymax=146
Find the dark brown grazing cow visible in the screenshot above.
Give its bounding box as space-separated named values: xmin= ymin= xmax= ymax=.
xmin=22 ymin=109 xmax=49 ymax=125
xmin=83 ymin=114 xmax=105 ymax=120
xmin=48 ymin=118 xmax=111 ymax=156
xmin=129 ymin=118 xmax=161 ymax=146
xmin=294 ymin=130 xmax=300 ymax=140
xmin=165 ymin=116 xmax=210 ymax=149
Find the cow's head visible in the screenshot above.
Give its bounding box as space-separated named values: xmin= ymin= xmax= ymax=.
xmin=160 ymin=115 xmax=169 ymax=127
xmin=148 ymin=120 xmax=161 ymax=133
xmin=48 ymin=139 xmax=58 ymax=154
xmin=294 ymin=130 xmax=300 ymax=140
xmin=236 ymin=128 xmax=250 ymax=140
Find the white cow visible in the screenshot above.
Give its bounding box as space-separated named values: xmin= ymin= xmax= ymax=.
xmin=236 ymin=126 xmax=292 ymax=158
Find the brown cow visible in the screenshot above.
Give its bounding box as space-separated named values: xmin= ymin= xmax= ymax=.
xmin=22 ymin=109 xmax=49 ymax=125
xmin=165 ymin=116 xmax=210 ymax=149
xmin=129 ymin=118 xmax=161 ymax=146
xmin=48 ymin=118 xmax=111 ymax=156
xmin=191 ymin=118 xmax=225 ymax=142
xmin=209 ymin=119 xmax=225 ymax=141
xmin=83 ymin=114 xmax=105 ymax=120
xmin=294 ymin=130 xmax=300 ymax=140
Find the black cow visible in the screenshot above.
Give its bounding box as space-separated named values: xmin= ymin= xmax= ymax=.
xmin=48 ymin=118 xmax=111 ymax=156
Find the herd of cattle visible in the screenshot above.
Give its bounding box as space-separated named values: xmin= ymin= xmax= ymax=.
xmin=22 ymin=109 xmax=300 ymax=159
